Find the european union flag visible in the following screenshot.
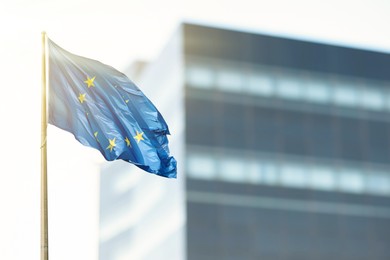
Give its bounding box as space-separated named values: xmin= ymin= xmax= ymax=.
xmin=48 ymin=39 xmax=177 ymax=178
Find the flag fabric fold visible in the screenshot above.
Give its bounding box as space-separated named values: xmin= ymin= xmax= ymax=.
xmin=48 ymin=39 xmax=177 ymax=178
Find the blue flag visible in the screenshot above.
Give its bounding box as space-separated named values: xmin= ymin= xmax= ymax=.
xmin=48 ymin=39 xmax=177 ymax=178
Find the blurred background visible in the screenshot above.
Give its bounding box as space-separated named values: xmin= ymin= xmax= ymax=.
xmin=0 ymin=0 xmax=390 ymax=260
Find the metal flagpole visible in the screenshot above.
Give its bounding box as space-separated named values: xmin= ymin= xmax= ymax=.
xmin=41 ymin=31 xmax=49 ymax=260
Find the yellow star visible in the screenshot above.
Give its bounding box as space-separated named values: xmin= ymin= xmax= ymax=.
xmin=84 ymin=76 xmax=96 ymax=88
xmin=134 ymin=131 xmax=144 ymax=143
xmin=94 ymin=131 xmax=99 ymax=142
xmin=106 ymin=137 xmax=116 ymax=152
xmin=122 ymin=95 xmax=130 ymax=104
xmin=78 ymin=93 xmax=86 ymax=103
xmin=125 ymin=137 xmax=131 ymax=147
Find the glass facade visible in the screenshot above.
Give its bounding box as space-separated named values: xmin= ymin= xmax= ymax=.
xmin=187 ymin=147 xmax=390 ymax=196
xmin=186 ymin=59 xmax=390 ymax=113
xmin=183 ymin=24 xmax=390 ymax=260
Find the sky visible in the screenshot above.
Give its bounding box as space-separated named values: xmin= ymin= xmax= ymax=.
xmin=0 ymin=0 xmax=389 ymax=259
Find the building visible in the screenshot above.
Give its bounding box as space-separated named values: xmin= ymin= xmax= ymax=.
xmin=99 ymin=23 xmax=390 ymax=260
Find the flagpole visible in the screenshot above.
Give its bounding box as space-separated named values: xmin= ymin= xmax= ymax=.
xmin=41 ymin=31 xmax=49 ymax=260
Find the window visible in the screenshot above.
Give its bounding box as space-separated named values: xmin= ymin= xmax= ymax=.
xmin=187 ymin=154 xmax=216 ymax=179
xmin=304 ymin=79 xmax=330 ymax=104
xmin=247 ymin=72 xmax=274 ymax=96
xmin=366 ymin=172 xmax=390 ymax=195
xmin=247 ymin=161 xmax=262 ymax=184
xmin=309 ymin=166 xmax=336 ymax=191
xmin=186 ymin=149 xmax=390 ymax=197
xmin=216 ymin=69 xmax=243 ymax=92
xmin=280 ymin=164 xmax=307 ymax=188
xmin=186 ymin=60 xmax=390 ymax=115
xmin=219 ymin=157 xmax=245 ymax=182
xmin=385 ymin=92 xmax=390 ymax=111
xmin=338 ymin=170 xmax=365 ymax=193
xmin=261 ymin=162 xmax=279 ymax=185
xmin=275 ymin=75 xmax=303 ymax=100
xmin=333 ymin=83 xmax=358 ymax=107
xmin=186 ymin=66 xmax=214 ymax=88
xmin=360 ymin=86 xmax=385 ymax=111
